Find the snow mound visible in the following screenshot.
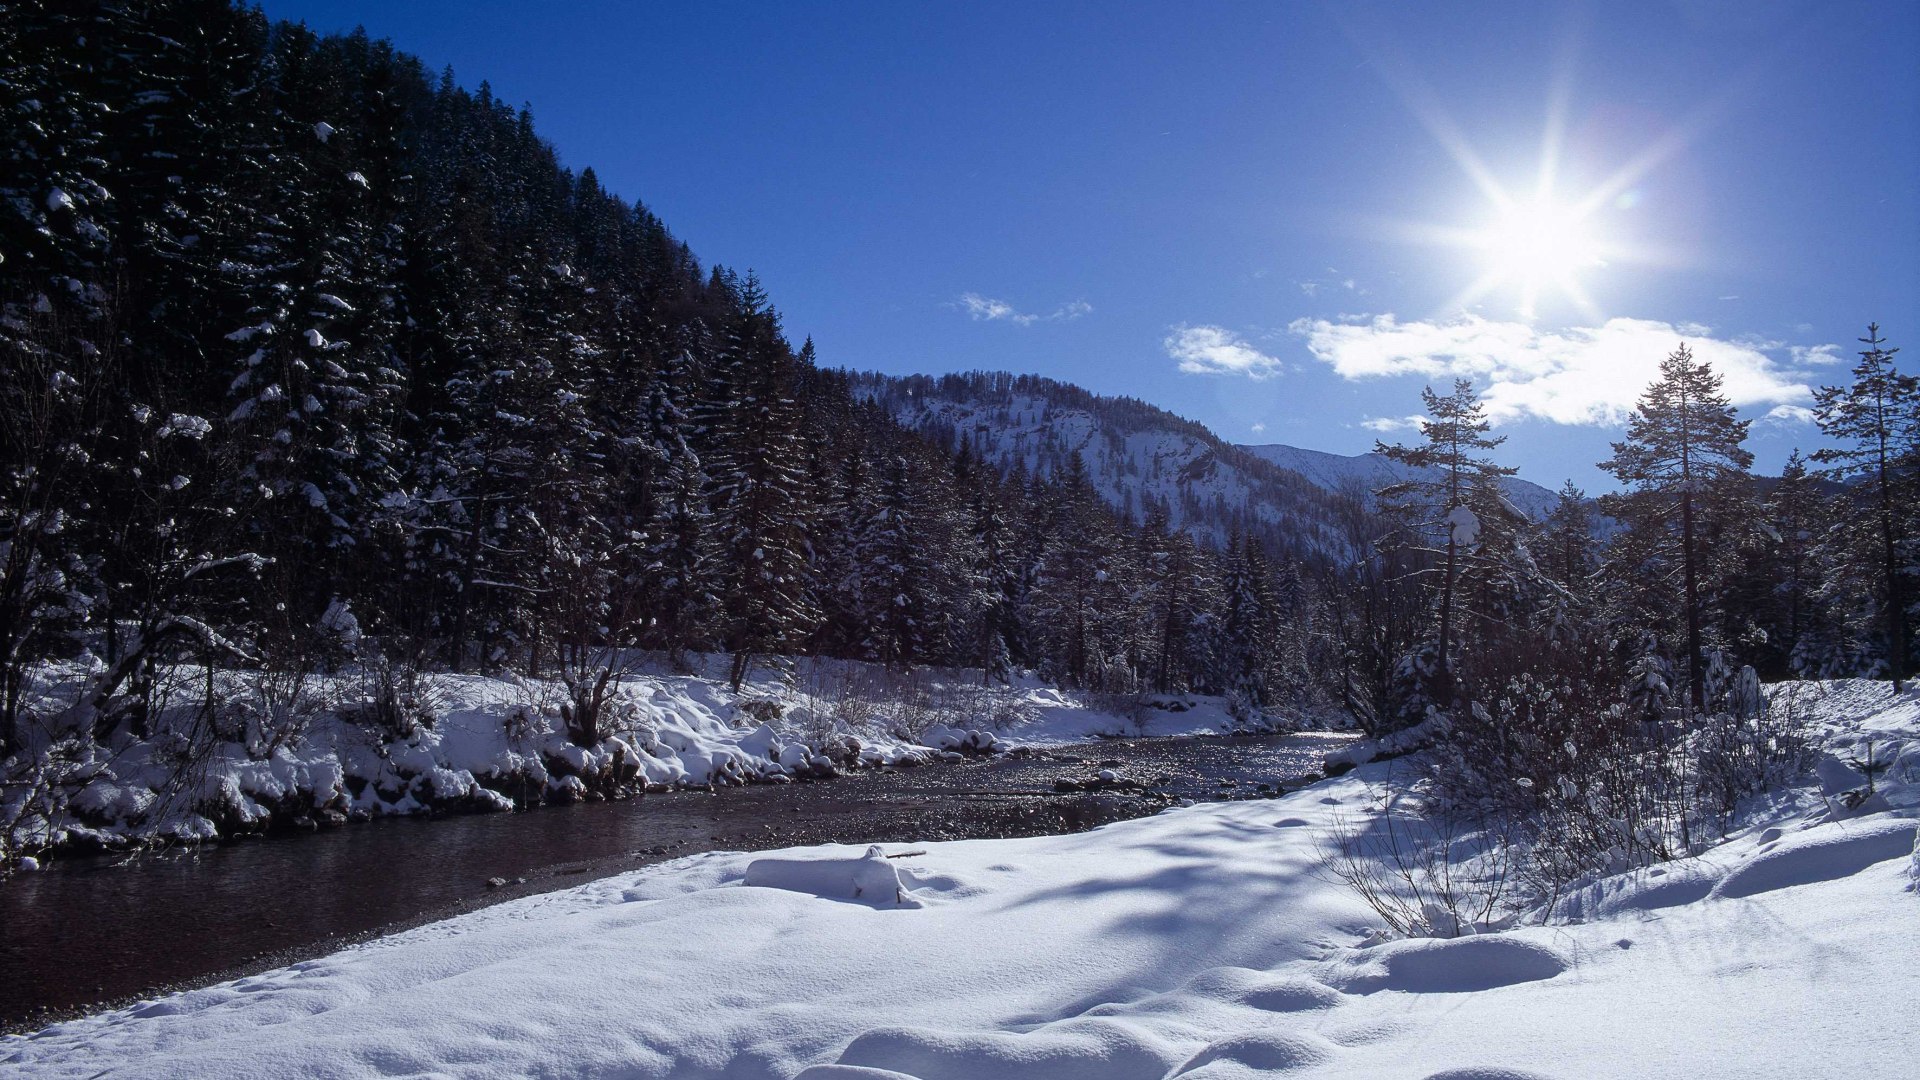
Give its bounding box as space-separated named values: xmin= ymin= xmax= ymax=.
xmin=833 ymin=1018 xmax=1180 ymax=1080
xmin=1421 ymin=1069 xmax=1561 ymax=1080
xmin=743 ymin=845 xmax=921 ymax=908
xmin=1710 ymin=817 xmax=1918 ymax=900
xmin=1565 ymin=860 xmax=1725 ymax=919
xmin=1325 ymin=934 xmax=1572 ymax=994
xmin=1171 ymin=1030 xmax=1338 ymax=1076
xmin=1179 ymin=967 xmax=1344 ymax=1012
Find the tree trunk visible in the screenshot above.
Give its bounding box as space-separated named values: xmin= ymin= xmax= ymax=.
xmin=1681 ymin=487 xmax=1704 ymax=711
xmin=1878 ymin=465 xmax=1906 ymax=692
xmin=1437 ymin=534 xmax=1457 ymax=677
xmin=1157 ymin=586 xmax=1175 ymax=694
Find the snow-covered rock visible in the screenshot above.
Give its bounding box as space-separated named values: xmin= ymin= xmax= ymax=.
xmin=743 ymin=845 xmax=919 ymax=908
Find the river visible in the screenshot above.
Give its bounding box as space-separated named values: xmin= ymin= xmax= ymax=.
xmin=0 ymin=730 xmax=1351 ymax=1033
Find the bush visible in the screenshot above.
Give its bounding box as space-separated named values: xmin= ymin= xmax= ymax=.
xmin=342 ymin=654 xmax=442 ymax=741
xmin=1322 ymin=778 xmax=1523 ymax=938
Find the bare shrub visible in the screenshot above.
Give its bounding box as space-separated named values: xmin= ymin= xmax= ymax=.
xmin=1088 ymin=690 xmax=1153 ymax=736
xmin=949 ymin=680 xmax=1037 ymax=733
xmin=736 ymin=696 xmax=787 ymax=728
xmin=1321 ymin=778 xmax=1521 ymax=938
xmin=788 ymin=663 xmax=1037 ymax=746
xmin=215 ymin=666 xmax=331 ymax=760
xmin=342 ymin=652 xmax=443 ymax=741
xmin=1423 ymin=627 xmax=1816 ymax=903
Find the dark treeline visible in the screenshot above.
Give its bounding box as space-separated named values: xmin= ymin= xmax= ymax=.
xmin=0 ymin=1 xmax=1322 ymax=766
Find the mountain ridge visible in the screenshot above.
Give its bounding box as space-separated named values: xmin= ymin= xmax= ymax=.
xmin=1238 ymin=442 xmax=1564 ymax=519
xmin=849 ymin=369 xmax=1569 ymax=559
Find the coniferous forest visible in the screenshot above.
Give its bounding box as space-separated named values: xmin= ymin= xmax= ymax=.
xmin=2 ymin=2 xmax=1914 ymax=859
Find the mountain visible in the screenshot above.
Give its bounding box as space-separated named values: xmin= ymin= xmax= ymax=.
xmin=1239 ymin=443 xmax=1564 ymax=520
xmin=852 ymin=371 xmax=1576 ymax=563
xmin=847 ymin=371 xmax=1367 ymax=560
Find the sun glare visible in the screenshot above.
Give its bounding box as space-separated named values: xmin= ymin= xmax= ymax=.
xmin=1356 ymin=43 xmax=1696 ymax=323
xmin=1474 ymin=197 xmax=1603 ymax=318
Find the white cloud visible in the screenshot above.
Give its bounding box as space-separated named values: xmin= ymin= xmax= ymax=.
xmin=1791 ymin=343 xmax=1844 ymax=366
xmin=1765 ymin=404 xmax=1817 ymax=425
xmin=1166 ymin=325 xmax=1284 ymax=379
xmin=1250 ymin=421 xmax=1267 ymax=434
xmin=1297 ymin=271 xmax=1365 ymax=299
xmin=1289 ymin=313 xmax=1819 ymax=426
xmin=1360 ymin=415 xmax=1424 ymax=432
xmin=956 ymin=293 xmax=1091 ymax=326
xmin=958 ymin=293 xmax=1016 ymax=321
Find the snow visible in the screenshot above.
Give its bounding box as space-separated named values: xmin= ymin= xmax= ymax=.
xmin=853 ymin=376 xmax=1357 ymax=555
xmin=1242 ymin=443 xmax=1563 ymax=521
xmin=154 ymin=413 xmax=211 ymax=440
xmin=6 ymin=657 xmax=1285 ymax=856
xmin=1446 ymin=503 xmax=1481 ymax=547
xmin=744 ymin=845 xmax=919 ymax=907
xmin=5 ymin=679 xmax=1914 ymax=1078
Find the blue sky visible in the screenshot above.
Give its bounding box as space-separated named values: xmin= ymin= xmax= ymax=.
xmin=268 ymin=0 xmax=1918 ymax=491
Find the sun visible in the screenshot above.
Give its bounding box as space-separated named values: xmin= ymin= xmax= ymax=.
xmin=1355 ymin=55 xmax=1691 ymax=323
xmin=1483 ymin=199 xmax=1598 ymax=287
xmin=1471 ymin=196 xmax=1604 ymax=318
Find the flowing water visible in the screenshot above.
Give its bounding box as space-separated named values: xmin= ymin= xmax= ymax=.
xmin=0 ymin=730 xmax=1351 ymax=1032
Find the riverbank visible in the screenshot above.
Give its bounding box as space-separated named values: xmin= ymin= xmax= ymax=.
xmin=0 ymin=731 xmax=1351 ymax=1033
xmin=2 ymin=654 xmax=1304 ymax=868
xmin=5 ymin=681 xmax=1912 ymax=1079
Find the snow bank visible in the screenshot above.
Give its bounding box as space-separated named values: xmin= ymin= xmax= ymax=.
xmin=4 ymin=656 xmax=1295 ymax=862
xmin=9 ymin=679 xmax=1911 ymax=1078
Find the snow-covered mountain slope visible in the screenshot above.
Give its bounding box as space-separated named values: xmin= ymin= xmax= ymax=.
xmin=1240 ymin=442 xmax=1564 ymax=519
xmin=850 ymin=372 xmax=1367 ymax=558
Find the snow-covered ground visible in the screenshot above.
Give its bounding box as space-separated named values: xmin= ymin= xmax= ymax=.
xmin=6 ymin=679 xmax=1913 ymax=1078
xmin=4 ymin=655 xmax=1291 ymax=859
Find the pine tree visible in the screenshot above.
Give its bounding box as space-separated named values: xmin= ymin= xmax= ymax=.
xmin=1756 ymin=451 xmax=1834 ymax=676
xmin=1030 ymin=452 xmax=1122 ymax=689
xmin=855 ymin=455 xmax=933 ymax=669
xmin=1810 ymin=324 xmax=1913 ymax=689
xmin=1540 ymin=481 xmax=1596 ymax=588
xmin=1374 ymin=378 xmax=1516 ymax=682
xmin=1601 ymin=343 xmax=1755 ymax=710
xmin=1217 ymin=534 xmax=1280 ymax=710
